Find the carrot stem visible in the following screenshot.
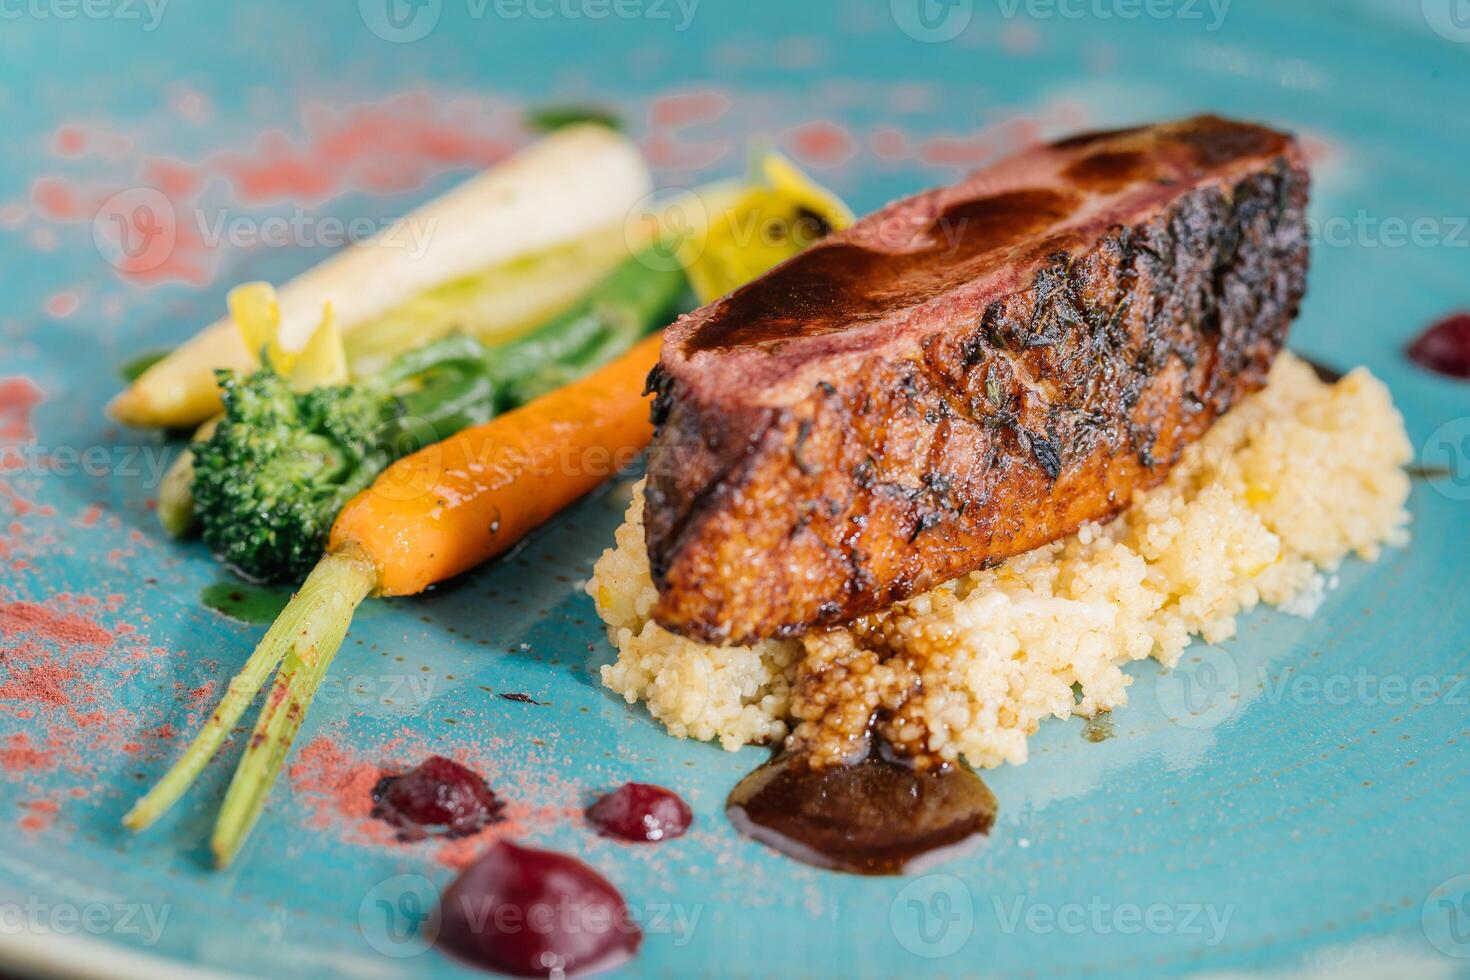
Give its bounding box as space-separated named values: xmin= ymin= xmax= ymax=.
xmin=123 ymin=549 xmax=376 ymax=837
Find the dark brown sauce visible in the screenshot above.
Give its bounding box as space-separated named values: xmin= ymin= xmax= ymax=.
xmin=726 ymin=749 xmax=997 ymax=875
xmin=688 ymin=189 xmax=1081 ymax=354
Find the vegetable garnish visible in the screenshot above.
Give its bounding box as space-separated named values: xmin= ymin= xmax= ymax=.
xmin=154 ymin=286 xmax=353 ymax=540
xmin=124 ymin=335 xmax=665 ymax=866
xmin=161 ymin=254 xmax=686 ymax=565
xmin=108 ymin=125 xmax=653 ymax=429
xmin=680 ymin=151 xmax=854 ymax=304
xmin=118 ymin=349 xmax=169 ymax=383
xmin=126 ymin=157 xmax=850 ymax=867
xmin=525 ymin=103 xmax=622 ymax=133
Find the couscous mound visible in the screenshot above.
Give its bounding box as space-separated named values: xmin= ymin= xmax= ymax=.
xmin=590 ymin=353 xmax=1411 ymax=769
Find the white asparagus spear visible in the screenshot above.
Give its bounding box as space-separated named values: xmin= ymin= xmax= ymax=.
xmin=109 ymin=124 xmax=652 ymax=429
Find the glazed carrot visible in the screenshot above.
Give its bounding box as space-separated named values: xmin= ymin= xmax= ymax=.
xmin=125 ymin=333 xmax=663 ymax=865
xmin=332 ymin=330 xmax=662 ymax=596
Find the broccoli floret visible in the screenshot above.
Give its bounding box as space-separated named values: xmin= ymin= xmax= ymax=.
xmin=189 ymin=251 xmax=687 ymax=585
xmin=193 ymin=334 xmax=496 ymax=583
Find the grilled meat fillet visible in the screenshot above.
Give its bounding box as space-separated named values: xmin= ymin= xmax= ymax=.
xmin=644 ymin=115 xmax=1310 ymax=644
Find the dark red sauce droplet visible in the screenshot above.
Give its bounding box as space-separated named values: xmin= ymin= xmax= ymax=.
xmin=371 ymin=755 xmax=504 ymax=841
xmin=586 ymin=783 xmax=692 ymax=842
xmin=1408 ymin=312 xmax=1470 ymax=379
xmin=436 ymin=840 xmax=641 ymax=978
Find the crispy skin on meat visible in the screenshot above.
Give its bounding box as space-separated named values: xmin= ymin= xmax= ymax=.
xmin=645 ymin=116 xmax=1310 ymax=645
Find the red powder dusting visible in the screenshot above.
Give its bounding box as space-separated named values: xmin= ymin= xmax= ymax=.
xmin=46 ymin=293 xmax=80 ymax=319
xmin=918 ymin=103 xmax=1085 ymax=170
xmin=285 ymin=733 xmax=576 ymax=864
xmin=31 ymin=93 xmax=522 ymax=289
xmin=288 ymin=736 xmax=392 ymax=837
xmin=208 ymin=95 xmax=514 ymax=206
xmin=786 ymin=121 xmax=856 ymax=168
xmin=52 ymin=127 xmax=88 ymax=158
xmin=0 ymin=601 xmax=113 ymax=647
xmin=142 ymin=157 xmax=200 ymax=200
xmin=18 ymin=798 xmax=60 ymax=833
xmin=640 ymin=132 xmax=731 ymax=172
xmin=648 ymin=91 xmax=730 ymax=129
xmin=0 ymin=594 xmax=167 ymax=811
xmin=0 ymin=484 xmax=57 ymax=518
xmin=0 ymin=378 xmax=43 ymax=444
xmin=871 ymin=127 xmax=910 ymax=161
xmin=0 ymin=733 xmax=52 ymax=773
xmin=29 ymin=178 xmax=83 ymax=221
xmin=0 ymin=658 xmax=81 ymax=705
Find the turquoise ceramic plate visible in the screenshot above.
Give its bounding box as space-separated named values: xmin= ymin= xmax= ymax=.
xmin=2 ymin=1 xmax=1468 ymax=976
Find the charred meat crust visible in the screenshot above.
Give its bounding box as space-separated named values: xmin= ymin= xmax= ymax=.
xmin=645 ymin=117 xmax=1310 ymax=645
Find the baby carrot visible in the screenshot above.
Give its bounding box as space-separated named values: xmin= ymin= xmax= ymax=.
xmin=332 ymin=331 xmax=662 ymax=596
xmin=126 ymin=334 xmax=663 ymax=865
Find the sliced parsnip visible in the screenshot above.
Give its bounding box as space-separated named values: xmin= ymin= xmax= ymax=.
xmin=110 ymin=125 xmax=652 ymax=429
